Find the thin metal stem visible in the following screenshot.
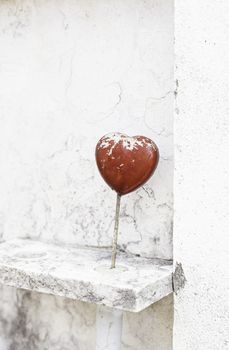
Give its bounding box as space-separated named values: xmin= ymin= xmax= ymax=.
xmin=111 ymin=193 xmax=121 ymax=269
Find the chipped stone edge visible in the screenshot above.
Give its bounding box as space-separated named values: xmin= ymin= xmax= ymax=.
xmin=173 ymin=262 xmax=187 ymax=294
xmin=0 ymin=264 xmax=173 ymax=313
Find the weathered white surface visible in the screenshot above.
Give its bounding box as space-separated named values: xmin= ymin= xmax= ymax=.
xmin=0 ymin=285 xmax=173 ymax=350
xmin=0 ymin=285 xmax=97 ymax=350
xmin=96 ymin=306 xmax=123 ymax=350
xmin=0 ymin=239 xmax=172 ymax=312
xmin=0 ymin=0 xmax=173 ymax=260
xmin=174 ymin=0 xmax=229 ymax=349
xmin=0 ymin=0 xmax=174 ymax=349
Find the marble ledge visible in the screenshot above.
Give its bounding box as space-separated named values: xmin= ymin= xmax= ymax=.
xmin=0 ymin=239 xmax=173 ymax=312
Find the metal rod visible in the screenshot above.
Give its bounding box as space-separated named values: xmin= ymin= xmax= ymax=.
xmin=111 ymin=193 xmax=121 ymax=269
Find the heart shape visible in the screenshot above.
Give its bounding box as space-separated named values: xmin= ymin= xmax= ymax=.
xmin=95 ymin=132 xmax=159 ymax=195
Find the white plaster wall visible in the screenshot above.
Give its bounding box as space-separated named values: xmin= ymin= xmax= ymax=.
xmin=0 ymin=0 xmax=173 ymax=260
xmin=0 ymin=0 xmax=173 ymax=349
xmin=174 ymin=1 xmax=229 ymax=349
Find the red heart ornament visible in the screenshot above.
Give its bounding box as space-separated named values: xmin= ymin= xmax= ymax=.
xmin=95 ymin=133 xmax=159 ymax=195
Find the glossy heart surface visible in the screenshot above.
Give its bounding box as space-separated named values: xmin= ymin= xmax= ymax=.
xmin=95 ymin=133 xmax=159 ymax=195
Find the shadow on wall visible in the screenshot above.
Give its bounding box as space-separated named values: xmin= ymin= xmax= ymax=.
xmin=123 ymin=294 xmax=173 ymax=350
xmin=0 ymin=284 xmax=173 ymax=350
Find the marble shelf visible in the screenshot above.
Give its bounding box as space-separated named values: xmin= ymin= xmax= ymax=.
xmin=0 ymin=239 xmax=173 ymax=312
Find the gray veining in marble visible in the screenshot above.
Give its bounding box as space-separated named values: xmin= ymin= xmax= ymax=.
xmin=0 ymin=239 xmax=172 ymax=312
xmin=0 ymin=0 xmax=173 ymax=261
xmin=0 ymin=284 xmax=173 ymax=350
xmin=0 ymin=0 xmax=174 ymax=348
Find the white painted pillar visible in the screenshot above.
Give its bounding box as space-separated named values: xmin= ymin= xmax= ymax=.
xmin=96 ymin=305 xmax=123 ymax=350
xmin=174 ymin=1 xmax=229 ymax=349
xmin=0 ymin=338 xmax=9 ymax=350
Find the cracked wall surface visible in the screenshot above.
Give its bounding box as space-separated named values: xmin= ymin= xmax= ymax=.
xmin=0 ymin=0 xmax=173 ymax=260
xmin=0 ymin=0 xmax=173 ymax=349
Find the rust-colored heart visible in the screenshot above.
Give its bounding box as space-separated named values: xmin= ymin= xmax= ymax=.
xmin=95 ymin=133 xmax=159 ymax=195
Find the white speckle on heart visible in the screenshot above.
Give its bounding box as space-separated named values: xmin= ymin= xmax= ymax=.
xmin=98 ymin=132 xmax=157 ymax=156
